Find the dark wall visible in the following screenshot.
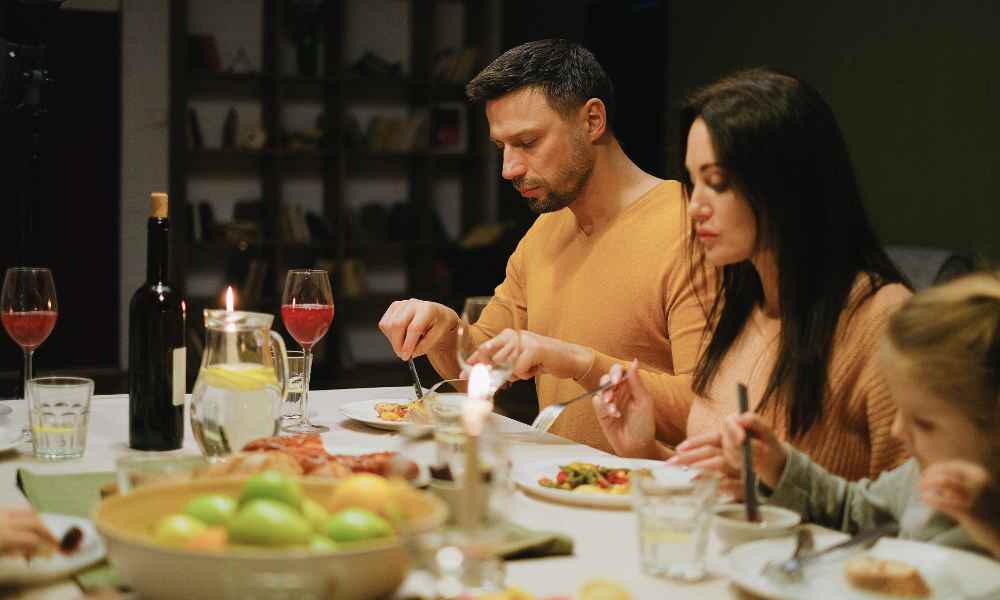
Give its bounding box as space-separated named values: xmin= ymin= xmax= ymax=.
xmin=666 ymin=1 xmax=1000 ymax=261
xmin=0 ymin=9 xmax=121 ymax=396
xmin=498 ymin=0 xmax=668 ymax=231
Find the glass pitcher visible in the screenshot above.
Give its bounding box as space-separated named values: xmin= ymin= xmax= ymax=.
xmin=191 ymin=309 xmax=289 ymax=459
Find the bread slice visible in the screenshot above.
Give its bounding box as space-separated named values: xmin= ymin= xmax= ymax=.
xmin=845 ymin=554 xmax=931 ymax=598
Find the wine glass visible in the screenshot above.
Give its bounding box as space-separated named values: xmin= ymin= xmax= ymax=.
xmin=1 ymin=267 xmax=58 ymax=441
xmin=280 ymin=269 xmax=334 ymax=434
xmin=456 ymin=296 xmax=519 ymax=396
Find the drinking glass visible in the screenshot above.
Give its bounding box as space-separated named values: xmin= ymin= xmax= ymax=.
xmin=28 ymin=376 xmax=92 ymax=460
xmin=455 ymin=296 xmax=519 ymax=395
xmin=1 ymin=267 xmax=58 ymax=441
xmin=280 ymin=350 xmax=306 ymax=424
xmin=632 ymin=467 xmax=719 ymax=581
xmin=280 ymin=269 xmax=334 ymax=433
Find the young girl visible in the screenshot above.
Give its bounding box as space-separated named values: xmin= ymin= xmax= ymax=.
xmin=720 ymin=271 xmax=1000 ymax=551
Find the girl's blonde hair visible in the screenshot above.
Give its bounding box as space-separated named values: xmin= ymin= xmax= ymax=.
xmin=886 ymin=271 xmax=1000 ymax=430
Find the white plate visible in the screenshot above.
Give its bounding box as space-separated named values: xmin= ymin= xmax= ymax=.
xmin=0 ymin=513 xmax=106 ymax=585
xmin=512 ymin=458 xmax=678 ymax=509
xmin=724 ymin=535 xmax=1000 ymax=600
xmin=339 ymin=398 xmax=415 ymax=431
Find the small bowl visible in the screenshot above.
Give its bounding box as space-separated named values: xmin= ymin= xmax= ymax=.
xmin=712 ymin=503 xmax=801 ymax=548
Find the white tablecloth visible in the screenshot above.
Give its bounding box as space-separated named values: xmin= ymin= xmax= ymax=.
xmin=0 ymin=388 xmax=834 ymax=599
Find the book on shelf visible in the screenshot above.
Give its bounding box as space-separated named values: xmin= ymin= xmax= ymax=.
xmin=187 ymin=34 xmax=222 ymax=73
xmin=278 ymin=205 xmax=311 ymax=244
xmin=365 ymin=114 xmax=428 ymax=153
xmin=431 ymin=48 xmax=480 ymax=84
xmin=240 ymin=259 xmax=268 ymax=308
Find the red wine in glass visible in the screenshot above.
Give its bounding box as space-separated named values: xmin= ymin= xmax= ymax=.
xmin=1 ymin=311 xmax=57 ymax=350
xmin=1 ymin=267 xmax=59 ymax=441
xmin=280 ymin=304 xmax=334 ymax=349
xmin=280 ymin=269 xmax=334 ymax=434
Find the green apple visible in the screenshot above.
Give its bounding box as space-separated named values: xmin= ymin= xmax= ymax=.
xmin=155 ymin=514 xmax=208 ymax=546
xmin=227 ymin=499 xmax=312 ymax=546
xmin=325 ymin=508 xmax=393 ymax=543
xmin=238 ymin=471 xmax=304 ymax=511
xmin=308 ymin=534 xmax=338 ymax=553
xmin=301 ymin=498 xmax=330 ymax=532
xmin=183 ymin=494 xmax=238 ymax=526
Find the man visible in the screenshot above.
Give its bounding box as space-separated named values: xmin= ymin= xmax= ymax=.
xmin=378 ymin=39 xmax=707 ymax=453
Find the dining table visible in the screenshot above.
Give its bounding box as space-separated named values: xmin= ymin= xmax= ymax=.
xmin=0 ymin=386 xmax=846 ymax=599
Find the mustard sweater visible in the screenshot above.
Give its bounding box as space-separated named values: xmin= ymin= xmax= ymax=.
xmin=687 ymin=280 xmax=912 ymax=480
xmin=429 ymin=180 xmax=706 ymax=453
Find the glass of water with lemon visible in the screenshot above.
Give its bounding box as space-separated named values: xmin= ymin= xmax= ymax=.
xmin=29 ymin=376 xmax=93 ymax=460
xmin=632 ymin=467 xmax=719 ymax=581
xmin=191 ymin=309 xmax=289 ymax=459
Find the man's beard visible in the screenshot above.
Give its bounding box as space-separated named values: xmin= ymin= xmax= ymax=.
xmin=518 ymin=144 xmax=594 ymax=214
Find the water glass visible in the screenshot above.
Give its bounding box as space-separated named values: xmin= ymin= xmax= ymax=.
xmin=632 ymin=467 xmax=719 ymax=581
xmin=28 ymin=376 xmax=92 ymax=460
xmin=281 ymin=350 xmax=306 ymax=423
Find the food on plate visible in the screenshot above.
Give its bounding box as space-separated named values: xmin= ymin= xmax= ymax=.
xmin=374 ymin=398 xmax=425 ymax=422
xmin=150 ymin=471 xmax=404 ymax=552
xmin=240 ymin=433 xmax=419 ymax=480
xmin=844 ymin=555 xmax=931 ymax=598
xmin=537 ymin=463 xmax=630 ymax=494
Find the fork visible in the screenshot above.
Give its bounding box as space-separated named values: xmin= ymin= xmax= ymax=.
xmin=762 ymin=524 xmax=897 ymax=583
xmin=530 ymin=379 xmax=616 ymax=432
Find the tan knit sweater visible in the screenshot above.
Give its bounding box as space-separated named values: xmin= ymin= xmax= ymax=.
xmin=428 ymin=180 xmax=708 ymax=453
xmin=686 ymin=279 xmax=912 ymax=480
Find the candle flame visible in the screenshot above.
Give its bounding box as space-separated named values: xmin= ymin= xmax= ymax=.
xmin=225 ymin=286 xmax=235 ymax=312
xmin=464 ymin=363 xmax=493 ymax=435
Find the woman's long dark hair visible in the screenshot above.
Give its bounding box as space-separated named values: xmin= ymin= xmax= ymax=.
xmin=679 ymin=68 xmax=909 ymax=438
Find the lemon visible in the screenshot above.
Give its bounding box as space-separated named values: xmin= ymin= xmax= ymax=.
xmin=33 ymin=426 xmax=74 ymax=434
xmin=578 ymin=579 xmax=632 ymax=600
xmin=201 ymin=363 xmax=278 ymax=391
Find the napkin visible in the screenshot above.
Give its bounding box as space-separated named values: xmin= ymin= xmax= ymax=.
xmin=16 ymin=469 xmax=116 ymax=519
xmin=496 ymin=522 xmax=574 ymax=560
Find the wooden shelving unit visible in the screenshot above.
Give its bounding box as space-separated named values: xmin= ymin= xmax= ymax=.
xmin=168 ymin=0 xmax=489 ymax=387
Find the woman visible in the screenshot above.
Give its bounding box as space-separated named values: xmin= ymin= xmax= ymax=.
xmin=594 ymin=68 xmax=911 ymax=490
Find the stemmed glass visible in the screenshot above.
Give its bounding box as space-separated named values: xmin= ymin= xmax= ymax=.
xmin=1 ymin=267 xmax=58 ymax=441
xmin=456 ymin=296 xmax=519 ymax=396
xmin=280 ymin=269 xmax=334 ymax=434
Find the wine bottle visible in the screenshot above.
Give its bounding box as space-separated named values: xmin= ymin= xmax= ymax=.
xmin=129 ymin=192 xmax=186 ymax=450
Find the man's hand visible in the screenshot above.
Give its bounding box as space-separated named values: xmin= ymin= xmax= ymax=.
xmin=378 ymin=299 xmax=460 ymax=360
xmin=472 ymin=329 xmax=592 ymax=381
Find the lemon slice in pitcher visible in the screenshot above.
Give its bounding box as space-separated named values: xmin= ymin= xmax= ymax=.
xmin=200 ymin=364 xmax=278 ymax=391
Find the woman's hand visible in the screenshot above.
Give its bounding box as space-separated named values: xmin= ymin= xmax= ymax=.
xmin=668 ymin=430 xmax=742 ymax=498
xmin=719 ymin=412 xmax=788 ymax=491
xmin=920 ymin=460 xmax=1000 ymax=558
xmin=592 ymin=360 xmax=666 ymax=459
xmin=0 ymin=507 xmax=57 ymax=558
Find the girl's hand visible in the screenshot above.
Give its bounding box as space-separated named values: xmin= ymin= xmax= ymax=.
xmin=719 ymin=413 xmax=788 ymax=491
xmin=920 ymin=460 xmax=1000 ymax=558
xmin=0 ymin=507 xmax=58 ymax=558
xmin=592 ymin=360 xmax=663 ymax=459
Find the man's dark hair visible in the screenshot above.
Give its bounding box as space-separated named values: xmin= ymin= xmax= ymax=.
xmin=466 ymin=39 xmax=615 ymax=131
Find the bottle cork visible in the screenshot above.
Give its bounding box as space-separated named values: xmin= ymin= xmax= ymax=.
xmin=150 ymin=192 xmax=168 ymax=219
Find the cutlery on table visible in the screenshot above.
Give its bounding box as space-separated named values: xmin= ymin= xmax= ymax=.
xmin=762 ymin=524 xmax=898 ymax=583
xmin=531 ymin=379 xmax=617 ymax=432
xmin=407 ymin=358 xmax=424 ymax=400
xmin=738 ymin=382 xmax=759 ymax=522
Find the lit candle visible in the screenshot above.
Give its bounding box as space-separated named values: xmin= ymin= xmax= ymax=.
xmin=461 ymin=363 xmax=493 ymax=532
xmin=224 ymin=286 xmax=238 ymax=361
